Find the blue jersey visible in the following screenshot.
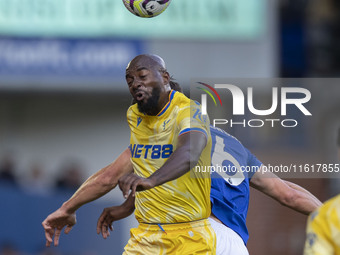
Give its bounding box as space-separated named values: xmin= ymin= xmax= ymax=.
xmin=210 ymin=126 xmax=262 ymax=245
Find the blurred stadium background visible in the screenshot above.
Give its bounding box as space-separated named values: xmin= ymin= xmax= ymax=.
xmin=0 ymin=0 xmax=340 ymax=254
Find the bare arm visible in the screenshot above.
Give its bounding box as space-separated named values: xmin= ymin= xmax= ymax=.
xmin=42 ymin=148 xmax=133 ymax=247
xmin=62 ymin=148 xmax=133 ymax=213
xmin=250 ymin=165 xmax=322 ymax=215
xmin=283 ymin=180 xmax=322 ymax=209
xmin=119 ymin=131 xmax=207 ymax=198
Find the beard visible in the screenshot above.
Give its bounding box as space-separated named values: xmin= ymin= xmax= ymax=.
xmin=137 ymin=87 xmax=161 ymax=115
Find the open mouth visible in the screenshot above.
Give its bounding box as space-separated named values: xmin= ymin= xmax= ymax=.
xmin=135 ymin=91 xmax=146 ymax=101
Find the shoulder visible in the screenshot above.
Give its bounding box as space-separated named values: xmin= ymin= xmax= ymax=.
xmin=170 ymin=91 xmax=205 ymax=113
xmin=308 ymin=195 xmax=340 ymax=230
xmin=210 ymin=126 xmax=243 ymax=146
xmin=127 ymin=103 xmax=141 ymax=114
xmin=320 ymin=194 xmax=340 ymax=216
xmin=172 ymin=91 xmax=190 ymax=107
xmin=127 ymin=104 xmax=142 ymax=121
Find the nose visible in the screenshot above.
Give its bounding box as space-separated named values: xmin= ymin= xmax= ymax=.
xmin=131 ymin=78 xmax=142 ymax=91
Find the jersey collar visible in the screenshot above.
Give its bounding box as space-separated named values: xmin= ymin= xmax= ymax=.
xmin=157 ymin=90 xmax=176 ymax=117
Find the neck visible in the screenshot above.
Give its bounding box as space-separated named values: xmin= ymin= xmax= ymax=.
xmin=157 ymin=89 xmax=171 ymax=111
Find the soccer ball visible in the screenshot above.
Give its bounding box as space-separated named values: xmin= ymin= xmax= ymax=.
xmin=122 ymin=0 xmax=171 ymax=18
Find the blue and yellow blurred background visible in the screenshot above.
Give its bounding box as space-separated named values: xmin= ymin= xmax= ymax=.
xmin=1 ymin=0 xmax=340 ymax=254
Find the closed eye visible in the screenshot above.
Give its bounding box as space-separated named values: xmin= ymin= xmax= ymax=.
xmin=127 ymin=79 xmax=133 ymax=87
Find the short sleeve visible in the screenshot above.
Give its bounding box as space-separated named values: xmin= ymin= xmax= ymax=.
xmin=177 ymin=101 xmax=210 ymax=138
xmin=245 ymin=148 xmax=262 ymax=179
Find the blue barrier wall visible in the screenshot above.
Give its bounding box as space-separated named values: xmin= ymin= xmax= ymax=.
xmin=0 ymin=184 xmax=128 ymax=255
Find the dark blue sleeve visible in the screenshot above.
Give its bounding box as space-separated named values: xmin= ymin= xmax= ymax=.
xmin=245 ymin=148 xmax=262 ymax=179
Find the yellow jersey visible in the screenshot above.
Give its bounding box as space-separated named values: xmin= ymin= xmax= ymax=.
xmin=304 ymin=194 xmax=340 ymax=255
xmin=127 ymin=90 xmax=212 ymax=224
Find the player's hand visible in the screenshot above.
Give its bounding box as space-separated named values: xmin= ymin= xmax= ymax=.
xmin=97 ymin=193 xmax=135 ymax=239
xmin=96 ymin=206 xmax=127 ymax=239
xmin=42 ymin=208 xmax=76 ymax=247
xmin=118 ymin=173 xmax=155 ymax=198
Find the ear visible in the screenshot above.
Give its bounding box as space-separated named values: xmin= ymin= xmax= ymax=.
xmin=162 ymin=71 xmax=170 ymax=85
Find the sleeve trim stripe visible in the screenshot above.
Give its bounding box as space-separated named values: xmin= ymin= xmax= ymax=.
xmin=179 ymin=128 xmax=207 ymax=137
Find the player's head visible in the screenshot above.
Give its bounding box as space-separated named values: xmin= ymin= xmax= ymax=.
xmin=130 ymin=75 xmax=182 ymax=105
xmin=125 ymin=54 xmax=171 ymax=115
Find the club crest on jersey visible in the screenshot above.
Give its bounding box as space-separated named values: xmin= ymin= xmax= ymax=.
xmin=163 ymin=119 xmax=171 ymax=130
xmin=137 ymin=117 xmax=142 ymax=127
xmin=306 ymin=233 xmax=317 ymax=248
